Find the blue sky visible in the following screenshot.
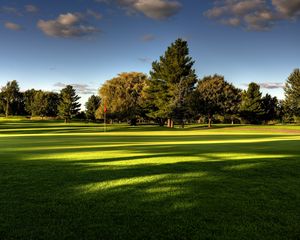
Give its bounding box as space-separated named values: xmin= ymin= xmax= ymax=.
xmin=0 ymin=0 xmax=299 ymax=107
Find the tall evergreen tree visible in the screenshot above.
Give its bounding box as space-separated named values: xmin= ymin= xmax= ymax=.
xmin=58 ymin=85 xmax=81 ymax=123
xmin=284 ymin=69 xmax=300 ymax=118
xmin=239 ymin=82 xmax=263 ymax=124
xmin=261 ymin=94 xmax=279 ymax=123
xmin=85 ymin=95 xmax=101 ymax=121
xmin=1 ymin=80 xmax=20 ymax=117
xmin=148 ymin=38 xmax=197 ymax=127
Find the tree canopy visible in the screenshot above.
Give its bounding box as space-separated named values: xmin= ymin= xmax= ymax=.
xmin=98 ymin=72 xmax=148 ymax=125
xmin=193 ymin=75 xmax=241 ymax=127
xmin=239 ymin=82 xmax=263 ymax=124
xmin=85 ymin=95 xmax=101 ymax=121
xmin=1 ymin=80 xmax=20 ymax=117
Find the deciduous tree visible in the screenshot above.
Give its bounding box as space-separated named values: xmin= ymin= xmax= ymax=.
xmin=98 ymin=72 xmax=148 ymax=125
xmin=193 ymin=75 xmax=241 ymax=127
xmin=1 ymin=80 xmax=20 ymax=117
xmin=85 ymin=95 xmax=101 ymax=121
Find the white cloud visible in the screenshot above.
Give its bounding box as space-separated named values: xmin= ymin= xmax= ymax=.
xmin=204 ymin=0 xmax=300 ymax=31
xmin=97 ymin=0 xmax=181 ymax=19
xmin=131 ymin=0 xmax=181 ymax=19
xmin=4 ymin=22 xmax=22 ymax=31
xmin=37 ymin=13 xmax=99 ymax=38
xmin=221 ymin=17 xmax=241 ymax=26
xmin=259 ymin=82 xmax=284 ymax=89
xmin=54 ymin=82 xmax=97 ymax=94
xmin=244 ymin=10 xmax=276 ymax=30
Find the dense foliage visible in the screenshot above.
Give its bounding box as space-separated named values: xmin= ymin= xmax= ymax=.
xmin=85 ymin=95 xmax=101 ymax=121
xmin=58 ymin=85 xmax=81 ymax=123
xmin=193 ymin=75 xmax=241 ymax=127
xmin=97 ymin=72 xmax=148 ymax=125
xmin=284 ymin=69 xmax=300 ymax=119
xmin=148 ymin=39 xmax=197 ymax=127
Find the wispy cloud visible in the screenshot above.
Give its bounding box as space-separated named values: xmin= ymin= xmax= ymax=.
xmin=259 ymin=82 xmax=284 ymax=89
xmin=4 ymin=22 xmax=22 ymax=31
xmin=25 ymin=5 xmax=39 ymax=13
xmin=37 ymin=13 xmax=100 ymax=38
xmin=0 ymin=6 xmax=22 ymax=16
xmin=54 ymin=82 xmax=97 ymax=94
xmin=204 ymin=0 xmax=300 ymax=31
xmin=138 ymin=57 xmax=152 ymax=63
xmin=141 ymin=34 xmax=155 ymax=41
xmin=86 ymin=9 xmax=103 ymax=20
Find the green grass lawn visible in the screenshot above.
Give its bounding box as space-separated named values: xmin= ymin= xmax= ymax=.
xmin=0 ymin=120 xmax=300 ymax=239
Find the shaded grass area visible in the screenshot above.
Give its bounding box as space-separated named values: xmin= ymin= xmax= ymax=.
xmin=0 ymin=121 xmax=300 ymax=239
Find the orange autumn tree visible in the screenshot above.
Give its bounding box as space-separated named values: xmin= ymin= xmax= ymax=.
xmin=97 ymin=72 xmax=148 ymax=125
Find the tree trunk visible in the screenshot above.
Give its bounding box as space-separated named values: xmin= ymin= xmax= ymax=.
xmin=170 ymin=119 xmax=174 ymax=128
xmin=5 ymin=101 xmax=9 ymax=118
xmin=158 ymin=118 xmax=164 ymax=127
xmin=208 ymin=117 xmax=212 ymax=128
xmin=181 ymin=119 xmax=185 ymax=128
xmin=167 ymin=118 xmax=171 ymax=128
xmin=198 ymin=116 xmax=201 ymax=124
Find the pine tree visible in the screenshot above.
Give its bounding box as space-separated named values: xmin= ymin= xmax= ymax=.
xmin=58 ymin=85 xmax=81 ymax=123
xmin=261 ymin=94 xmax=278 ymax=123
xmin=148 ymin=38 xmax=197 ymax=127
xmin=284 ymin=69 xmax=300 ymax=118
xmin=239 ymin=82 xmax=263 ymax=124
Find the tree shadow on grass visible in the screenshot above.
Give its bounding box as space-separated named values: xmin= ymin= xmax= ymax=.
xmin=0 ymin=135 xmax=300 ymax=239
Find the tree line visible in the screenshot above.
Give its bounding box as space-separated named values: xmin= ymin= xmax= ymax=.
xmin=1 ymin=39 xmax=299 ymax=127
xmin=0 ymin=82 xmax=81 ymax=123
